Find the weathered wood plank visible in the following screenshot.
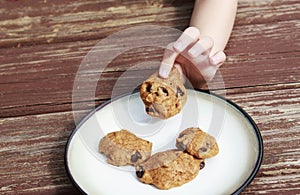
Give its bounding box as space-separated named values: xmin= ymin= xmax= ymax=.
xmin=237 ymin=0 xmax=299 ymax=25
xmin=0 ymin=0 xmax=299 ymax=47
xmin=0 ymin=20 xmax=299 ymax=116
xmin=227 ymin=86 xmax=300 ymax=194
xmin=0 ymin=111 xmax=82 ymax=194
xmin=0 ymin=0 xmax=194 ymax=47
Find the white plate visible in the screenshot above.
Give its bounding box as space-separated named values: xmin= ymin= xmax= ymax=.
xmin=65 ymin=89 xmax=263 ymax=195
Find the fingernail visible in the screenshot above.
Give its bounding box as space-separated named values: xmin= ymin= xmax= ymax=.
xmin=174 ymin=63 xmax=185 ymax=83
xmin=210 ymin=52 xmax=224 ymax=65
xmin=210 ymin=56 xmax=219 ymax=65
xmin=173 ymin=41 xmax=183 ymax=52
xmin=159 ymin=69 xmax=169 ymax=78
xmin=159 ymin=63 xmax=172 ymax=78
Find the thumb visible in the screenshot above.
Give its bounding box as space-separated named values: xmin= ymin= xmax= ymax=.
xmin=159 ymin=62 xmax=173 ymax=78
xmin=159 ymin=43 xmax=178 ymax=78
xmin=174 ymin=63 xmax=186 ymax=83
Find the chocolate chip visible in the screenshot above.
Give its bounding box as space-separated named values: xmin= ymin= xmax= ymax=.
xmin=176 ymin=87 xmax=185 ymax=96
xmin=206 ymin=142 xmax=211 ymax=148
xmin=131 ymin=151 xmax=142 ymax=163
xmin=145 ymin=107 xmax=154 ymax=113
xmin=178 ymin=133 xmax=186 ymax=138
xmin=146 ymin=83 xmax=152 ymax=92
xmin=160 ymin=87 xmax=169 ymax=96
xmin=136 ymin=166 xmax=145 ymax=178
xmin=177 ymin=142 xmax=187 ymax=151
xmin=199 ymin=161 xmax=205 ymax=169
xmin=199 ymin=147 xmax=207 ymax=153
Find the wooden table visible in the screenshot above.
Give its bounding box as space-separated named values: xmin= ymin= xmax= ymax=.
xmin=0 ymin=0 xmax=299 ymax=194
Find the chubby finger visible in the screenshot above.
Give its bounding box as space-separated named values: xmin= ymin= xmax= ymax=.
xmin=188 ymin=36 xmax=214 ymax=58
xmin=173 ymin=27 xmax=200 ymax=53
xmin=159 ymin=43 xmax=178 ymax=78
xmin=209 ymin=51 xmax=226 ymax=67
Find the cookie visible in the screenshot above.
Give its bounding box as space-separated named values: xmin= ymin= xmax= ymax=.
xmin=140 ymin=68 xmax=187 ymax=119
xmin=98 ymin=129 xmax=152 ymax=166
xmin=135 ymin=149 xmax=205 ymax=190
xmin=176 ymin=127 xmax=219 ymax=159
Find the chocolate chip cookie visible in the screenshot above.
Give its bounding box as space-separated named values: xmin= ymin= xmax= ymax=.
xmin=98 ymin=129 xmax=152 ymax=166
xmin=176 ymin=127 xmax=219 ymax=159
xmin=140 ymin=68 xmax=187 ymax=119
xmin=135 ymin=149 xmax=205 ymax=190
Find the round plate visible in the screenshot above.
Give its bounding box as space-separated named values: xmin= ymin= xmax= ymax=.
xmin=65 ymin=89 xmax=263 ymax=195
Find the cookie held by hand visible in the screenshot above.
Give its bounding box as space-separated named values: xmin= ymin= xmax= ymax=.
xmin=140 ymin=68 xmax=187 ymax=119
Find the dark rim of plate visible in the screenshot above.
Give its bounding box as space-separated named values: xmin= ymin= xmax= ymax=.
xmin=64 ymin=89 xmax=264 ymax=195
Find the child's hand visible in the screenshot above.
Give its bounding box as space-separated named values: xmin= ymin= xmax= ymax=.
xmin=159 ymin=27 xmax=226 ymax=88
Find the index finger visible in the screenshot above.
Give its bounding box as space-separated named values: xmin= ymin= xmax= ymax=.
xmin=159 ymin=43 xmax=178 ymax=78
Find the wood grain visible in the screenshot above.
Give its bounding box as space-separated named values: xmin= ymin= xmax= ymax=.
xmin=0 ymin=0 xmax=299 ymax=194
xmin=0 ymin=17 xmax=299 ymax=118
xmin=0 ymin=0 xmax=193 ymax=47
xmin=228 ymin=84 xmax=300 ymax=194
xmin=0 ymin=111 xmax=82 ymax=194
